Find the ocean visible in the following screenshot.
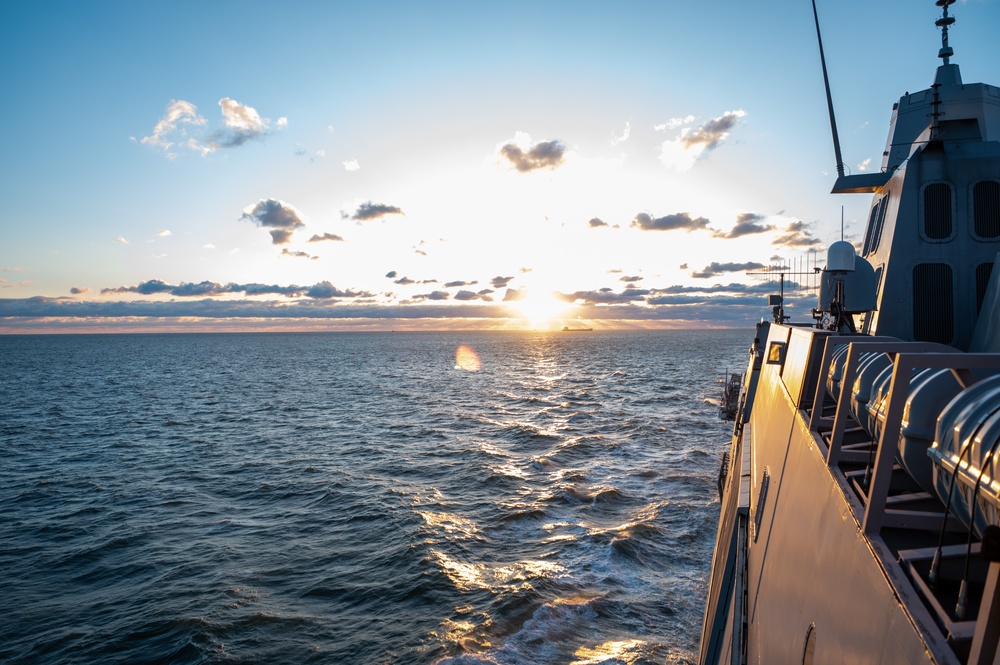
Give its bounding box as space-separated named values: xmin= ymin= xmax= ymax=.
xmin=0 ymin=329 xmax=746 ymax=664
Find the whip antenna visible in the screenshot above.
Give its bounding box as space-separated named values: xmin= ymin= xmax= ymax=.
xmin=812 ymin=0 xmax=845 ymax=179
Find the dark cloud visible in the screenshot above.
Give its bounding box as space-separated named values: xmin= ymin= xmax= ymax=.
xmin=713 ymin=212 xmax=775 ymax=239
xmin=240 ymin=198 xmax=305 ymax=245
xmin=680 ymin=110 xmax=746 ymax=151
xmin=502 ymin=288 xmax=524 ymax=302
xmin=453 ymin=290 xmax=483 ymax=301
xmin=630 ymin=212 xmax=710 ymax=232
xmin=0 ymin=296 xmax=505 ymax=323
xmin=3 ymin=275 xmax=819 ymax=328
xmin=560 ymin=288 xmax=648 ymax=305
xmin=690 ymin=262 xmax=766 ymax=279
xmin=100 ymin=279 xmax=371 ymax=300
xmin=444 ymin=280 xmax=477 ymax=288
xmin=498 ymin=139 xmax=565 ymax=172
xmin=620 ymin=275 xmax=643 ymax=283
xmin=679 ymin=263 xmax=689 ymax=270
xmin=385 ymin=271 xmax=398 ymax=278
xmin=280 ymin=249 xmax=315 ymax=260
xmin=70 ymin=287 xmax=90 ymax=295
xmin=170 ymin=281 xmax=230 ymax=297
xmin=649 ymin=282 xmax=800 ymax=296
xmin=240 ymin=283 xmax=307 ymax=297
xmin=308 ymin=233 xmax=344 ymax=243
xmin=101 ymin=279 xmax=174 ymax=295
xmin=394 ymin=276 xmax=415 ymax=285
xmin=772 ymin=221 xmax=822 ymax=247
xmin=588 ymin=217 xmax=608 ymax=228
xmin=351 ymin=201 xmax=404 ymax=221
xmin=305 ymin=281 xmax=369 ymax=299
xmin=491 ymin=276 xmax=515 ymax=289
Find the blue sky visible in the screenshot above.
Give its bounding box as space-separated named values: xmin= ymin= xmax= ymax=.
xmin=2 ymin=0 xmax=998 ymax=332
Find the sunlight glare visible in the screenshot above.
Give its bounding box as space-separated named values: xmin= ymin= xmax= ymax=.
xmin=455 ymin=345 xmax=481 ymax=372
xmin=510 ymin=290 xmax=574 ymax=328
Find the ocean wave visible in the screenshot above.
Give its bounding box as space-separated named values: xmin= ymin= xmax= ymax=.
xmin=0 ymin=330 xmax=743 ymax=664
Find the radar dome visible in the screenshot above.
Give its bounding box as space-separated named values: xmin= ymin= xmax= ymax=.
xmin=827 ymin=240 xmax=856 ymax=272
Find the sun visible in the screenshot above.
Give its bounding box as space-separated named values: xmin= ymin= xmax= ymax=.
xmin=509 ymin=290 xmax=574 ymax=329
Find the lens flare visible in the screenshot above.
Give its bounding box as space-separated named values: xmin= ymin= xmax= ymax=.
xmin=455 ymin=345 xmax=481 ymax=372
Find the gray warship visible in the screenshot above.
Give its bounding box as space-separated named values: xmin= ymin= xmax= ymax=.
xmin=699 ymin=2 xmax=1000 ymax=663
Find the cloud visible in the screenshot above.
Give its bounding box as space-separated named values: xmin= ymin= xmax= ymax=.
xmin=560 ymin=288 xmax=649 ymax=305
xmin=611 ymin=121 xmax=631 ymax=146
xmin=502 ymin=288 xmax=525 ymax=302
xmin=201 ymin=98 xmax=283 ymax=151
xmin=114 ymin=236 xmax=129 ymax=244
xmin=446 ymin=288 xmax=494 ymax=302
xmin=157 ymin=229 xmax=172 ymax=237
xmin=343 ymin=159 xmax=360 ymax=171
xmin=620 ymin=275 xmax=643 ymax=283
xmin=416 ymin=290 xmax=450 ymax=301
xmin=170 ymin=281 xmax=231 ymax=297
xmin=654 ymin=115 xmax=695 ymax=131
xmin=70 ymin=287 xmax=90 ymax=295
xmin=857 ymin=157 xmax=871 ymax=172
xmin=240 ymin=198 xmax=306 ymax=245
xmin=280 ymin=249 xmax=316 ymax=260
xmin=690 ymin=261 xmax=766 ymax=279
xmin=139 ymin=100 xmax=207 ymax=154
xmin=308 ymin=232 xmax=344 ymax=243
xmin=630 ymin=212 xmax=710 ymax=232
xmin=3 ymin=276 xmax=820 ymax=328
xmin=444 ymin=280 xmax=477 ymax=288
xmin=394 ymin=276 xmax=415 ymax=285
xmin=497 ymin=133 xmax=566 ymax=172
xmin=491 ymin=275 xmax=515 ymax=289
xmin=772 ymin=221 xmax=822 ymax=247
xmin=385 ymin=271 xmax=398 ymax=279
xmin=351 ymin=201 xmax=404 ymax=221
xmin=713 ymin=212 xmax=775 ymax=239
xmin=100 ymin=279 xmax=372 ymax=300
xmin=305 ymin=281 xmax=359 ymax=299
xmin=140 ymin=98 xmax=283 ymax=157
xmin=659 ymin=109 xmax=746 ymax=171
xmin=588 ymin=217 xmax=608 ymax=228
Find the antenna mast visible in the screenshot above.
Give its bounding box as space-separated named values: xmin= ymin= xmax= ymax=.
xmin=811 ymin=0 xmax=845 ymax=179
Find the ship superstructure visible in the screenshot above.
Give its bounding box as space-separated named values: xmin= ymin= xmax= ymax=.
xmin=699 ymin=3 xmax=1000 ymax=663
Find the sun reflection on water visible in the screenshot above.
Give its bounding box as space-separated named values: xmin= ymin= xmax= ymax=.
xmin=570 ymin=639 xmax=647 ymax=665
xmin=430 ymin=549 xmax=567 ymax=592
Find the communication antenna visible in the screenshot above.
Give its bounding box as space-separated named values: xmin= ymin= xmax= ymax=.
xmin=811 ymin=0 xmax=845 ymax=180
xmin=937 ymin=0 xmax=956 ymax=65
xmin=747 ymin=255 xmax=822 ymax=324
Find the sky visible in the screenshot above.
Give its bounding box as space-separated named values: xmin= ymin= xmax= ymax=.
xmin=2 ymin=0 xmax=999 ymax=333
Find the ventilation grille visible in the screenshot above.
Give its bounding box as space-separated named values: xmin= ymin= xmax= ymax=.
xmin=913 ymin=263 xmax=954 ymax=344
xmin=974 ymin=180 xmax=1000 ymax=239
xmin=924 ymin=183 xmax=953 ymax=240
xmin=978 ymin=262 xmax=995 ymax=314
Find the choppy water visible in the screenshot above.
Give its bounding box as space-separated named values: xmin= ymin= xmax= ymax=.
xmin=0 ymin=330 xmax=746 ymax=664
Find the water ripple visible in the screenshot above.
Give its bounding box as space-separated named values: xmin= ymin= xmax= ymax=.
xmin=0 ymin=330 xmax=745 ymax=664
